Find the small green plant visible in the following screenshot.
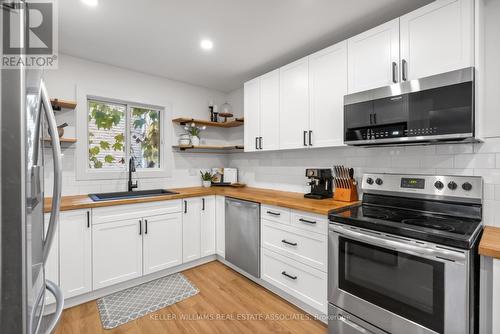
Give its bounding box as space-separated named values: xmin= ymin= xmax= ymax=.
xmin=200 ymin=170 xmax=215 ymax=182
xmin=184 ymin=123 xmax=206 ymax=137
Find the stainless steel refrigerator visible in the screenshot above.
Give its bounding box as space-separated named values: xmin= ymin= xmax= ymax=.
xmin=1 ymin=2 xmax=64 ymax=333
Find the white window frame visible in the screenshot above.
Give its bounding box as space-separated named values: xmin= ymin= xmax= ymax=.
xmin=76 ymin=86 xmax=172 ymax=180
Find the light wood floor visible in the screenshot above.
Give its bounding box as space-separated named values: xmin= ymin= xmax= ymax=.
xmin=54 ymin=261 xmax=328 ymax=334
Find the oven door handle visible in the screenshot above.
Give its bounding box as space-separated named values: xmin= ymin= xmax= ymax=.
xmin=329 ymin=224 xmax=465 ymax=262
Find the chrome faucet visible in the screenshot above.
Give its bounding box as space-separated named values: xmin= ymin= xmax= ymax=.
xmin=128 ymin=157 xmax=138 ymax=192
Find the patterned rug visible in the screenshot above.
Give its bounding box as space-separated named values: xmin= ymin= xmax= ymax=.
xmin=96 ymin=273 xmax=199 ymax=329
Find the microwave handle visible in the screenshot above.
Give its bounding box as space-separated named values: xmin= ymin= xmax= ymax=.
xmin=329 ymin=224 xmax=465 ymax=262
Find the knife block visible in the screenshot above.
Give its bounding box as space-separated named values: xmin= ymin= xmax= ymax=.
xmin=334 ymin=181 xmax=359 ymax=202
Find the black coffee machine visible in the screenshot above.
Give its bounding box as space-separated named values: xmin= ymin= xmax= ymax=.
xmin=304 ymin=168 xmax=333 ymax=199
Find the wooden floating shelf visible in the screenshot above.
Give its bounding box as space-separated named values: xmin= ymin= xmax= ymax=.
xmin=172 ymin=117 xmax=244 ymax=128
xmin=50 ymin=98 xmax=77 ymax=111
xmin=172 ymin=145 xmax=244 ymax=152
xmin=43 ymin=137 xmax=77 ymax=144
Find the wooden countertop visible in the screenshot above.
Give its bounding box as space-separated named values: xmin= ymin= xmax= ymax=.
xmin=479 ymin=226 xmax=500 ymax=259
xmin=44 ymin=186 xmax=359 ymax=216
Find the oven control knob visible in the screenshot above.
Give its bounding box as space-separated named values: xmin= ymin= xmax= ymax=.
xmin=375 ymin=178 xmax=383 ymax=186
xmin=448 ymin=181 xmax=458 ymax=190
xmin=366 ymin=178 xmax=374 ymax=185
xmin=462 ymin=182 xmax=473 ymax=191
xmin=434 ymin=181 xmax=444 ymax=190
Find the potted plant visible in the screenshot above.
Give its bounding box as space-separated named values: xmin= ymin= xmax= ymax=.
xmin=184 ymin=123 xmax=206 ymax=146
xmin=200 ymin=170 xmax=215 ymax=187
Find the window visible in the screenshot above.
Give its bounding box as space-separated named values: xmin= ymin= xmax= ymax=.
xmin=86 ymin=98 xmax=162 ymax=171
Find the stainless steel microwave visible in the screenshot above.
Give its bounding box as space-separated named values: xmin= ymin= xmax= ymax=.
xmin=343 ymin=67 xmax=476 ymax=146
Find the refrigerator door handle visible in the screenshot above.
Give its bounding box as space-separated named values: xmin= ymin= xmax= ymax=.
xmin=40 ymin=80 xmax=62 ymax=264
xmin=42 ymin=280 xmax=64 ymax=334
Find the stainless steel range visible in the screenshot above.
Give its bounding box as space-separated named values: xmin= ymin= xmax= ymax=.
xmin=328 ymin=173 xmax=482 ymax=334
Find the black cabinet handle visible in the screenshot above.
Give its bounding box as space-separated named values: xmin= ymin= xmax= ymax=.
xmin=281 ymin=271 xmax=297 ymax=280
xmin=266 ymin=211 xmax=280 ymax=216
xmin=255 ymin=137 xmax=259 ymax=150
xmin=303 ymin=131 xmax=307 ymax=146
xmin=145 ymin=219 xmax=148 ymax=234
xmin=139 ymin=220 xmax=142 ymax=235
xmin=402 ymin=59 xmax=408 ymax=81
xmin=202 ymin=198 xmax=205 ymax=211
xmin=259 ymin=137 xmax=263 ymax=150
xmin=308 ymin=130 xmax=312 ymax=146
xmin=86 ymin=211 xmax=90 ymax=228
xmin=184 ymin=200 xmax=187 ymax=213
xmin=370 ymin=114 xmax=373 ymax=125
xmin=299 ymin=218 xmax=317 ymax=225
xmin=392 ymin=62 xmax=398 ymax=83
xmin=373 ymin=113 xmax=377 ymax=124
xmin=281 ymin=239 xmax=298 ymax=246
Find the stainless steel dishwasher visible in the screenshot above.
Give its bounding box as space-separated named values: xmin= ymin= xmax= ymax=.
xmin=225 ymin=197 xmax=260 ymax=278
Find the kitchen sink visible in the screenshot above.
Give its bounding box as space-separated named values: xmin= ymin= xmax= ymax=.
xmin=89 ymin=189 xmax=178 ymax=201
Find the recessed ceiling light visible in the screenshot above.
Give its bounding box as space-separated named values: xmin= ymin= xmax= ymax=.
xmin=82 ymin=0 xmax=98 ymax=7
xmin=200 ymin=39 xmax=214 ymax=51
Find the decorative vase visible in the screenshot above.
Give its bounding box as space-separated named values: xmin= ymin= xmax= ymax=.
xmin=191 ymin=135 xmax=200 ymax=146
xmin=202 ymin=180 xmax=211 ymax=188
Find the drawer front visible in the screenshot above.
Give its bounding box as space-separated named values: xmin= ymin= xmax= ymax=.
xmin=261 ymin=205 xmax=290 ymax=225
xmin=93 ymin=199 xmax=182 ymax=224
xmin=262 ymin=248 xmax=327 ymax=314
xmin=291 ymin=210 xmax=328 ymax=235
xmin=262 ymin=221 xmax=327 ymax=272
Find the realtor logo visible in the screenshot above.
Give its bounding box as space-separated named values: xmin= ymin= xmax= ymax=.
xmin=2 ymin=0 xmax=58 ymax=68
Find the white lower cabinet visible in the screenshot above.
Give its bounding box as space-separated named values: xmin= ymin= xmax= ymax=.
xmin=93 ymin=218 xmax=143 ymax=290
xmin=44 ymin=214 xmax=59 ymax=305
xmin=143 ymin=213 xmax=183 ymax=275
xmin=215 ymin=195 xmax=225 ymax=257
xmin=262 ymin=248 xmax=327 ymax=314
xmin=59 ymin=209 xmax=92 ymax=299
xmin=182 ymin=197 xmax=202 ymax=262
xmin=200 ymin=196 xmax=216 ymax=257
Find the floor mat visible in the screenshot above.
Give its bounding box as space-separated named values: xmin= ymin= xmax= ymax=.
xmin=96 ymin=273 xmax=199 ymax=329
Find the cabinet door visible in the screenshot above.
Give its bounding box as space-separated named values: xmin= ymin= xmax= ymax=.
xmin=59 ymin=209 xmax=92 ymax=299
xmin=92 ymin=218 xmax=143 ymax=289
xmin=260 ymin=69 xmax=280 ymax=151
xmin=244 ymin=78 xmax=261 ymax=152
xmin=44 ymin=214 xmax=59 ymax=305
xmin=400 ymin=0 xmax=473 ymax=81
xmin=279 ymin=57 xmax=310 ymax=150
xmin=348 ymin=19 xmax=400 ymax=93
xmin=182 ymin=197 xmax=201 ymax=262
xmin=215 ymin=195 xmax=225 ymax=258
xmin=143 ymin=213 xmax=182 ymax=275
xmin=200 ymin=196 xmax=216 ymax=257
xmin=309 ymin=42 xmax=348 ymax=148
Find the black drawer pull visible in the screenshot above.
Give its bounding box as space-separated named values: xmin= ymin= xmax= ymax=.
xmin=266 ymin=211 xmax=281 ymax=216
xmin=281 ymin=239 xmax=297 ymax=246
xmin=281 ymin=271 xmax=297 ymax=280
xmin=299 ymin=218 xmax=316 ymax=225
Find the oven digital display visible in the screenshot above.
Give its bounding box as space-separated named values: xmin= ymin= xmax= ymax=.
xmin=401 ymin=178 xmax=425 ymax=189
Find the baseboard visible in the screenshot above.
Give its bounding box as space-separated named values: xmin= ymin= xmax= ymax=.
xmin=44 ymin=255 xmax=216 ymax=314
xmin=215 ymin=255 xmax=328 ymax=324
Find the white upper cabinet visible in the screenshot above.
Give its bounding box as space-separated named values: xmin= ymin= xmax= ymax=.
xmin=244 ymin=78 xmax=261 ymax=152
xmin=93 ymin=218 xmax=143 ymax=290
xmin=200 ymin=196 xmax=216 ymax=257
xmin=143 ymin=213 xmax=183 ymax=275
xmin=279 ymin=57 xmax=310 ymax=150
xmin=348 ymin=19 xmax=400 ymax=93
xmin=400 ymin=0 xmax=474 ymax=81
xmin=309 ymin=41 xmax=348 ymax=148
xmin=259 ymin=69 xmax=280 ymax=151
xmin=182 ymin=197 xmax=201 ymax=262
xmin=59 ymin=209 xmax=92 ymax=299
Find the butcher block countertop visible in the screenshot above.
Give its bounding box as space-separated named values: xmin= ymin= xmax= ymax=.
xmin=44 ymin=186 xmax=359 ymax=215
xmin=479 ymin=226 xmax=500 ymax=259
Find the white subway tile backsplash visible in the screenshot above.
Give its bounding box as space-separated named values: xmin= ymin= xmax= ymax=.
xmin=454 ymin=154 xmax=496 ymax=169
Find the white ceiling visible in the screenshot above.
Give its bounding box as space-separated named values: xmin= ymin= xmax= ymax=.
xmin=59 ymin=0 xmax=433 ymax=92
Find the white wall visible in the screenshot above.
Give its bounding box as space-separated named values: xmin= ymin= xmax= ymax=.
xmin=43 ymin=54 xmax=230 ymax=196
